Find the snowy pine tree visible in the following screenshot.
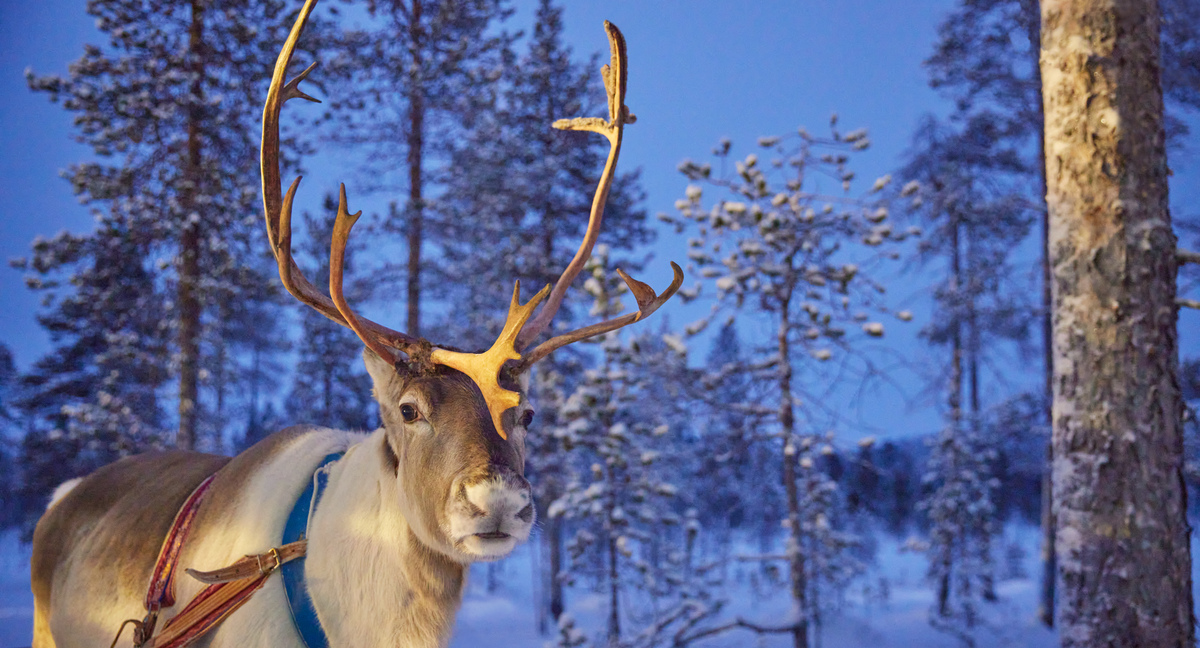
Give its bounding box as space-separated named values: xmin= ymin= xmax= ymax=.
xmin=12 ymin=219 xmax=167 ymax=528
xmin=23 ymin=0 xmax=303 ymax=450
xmin=920 ymin=420 xmax=999 ymax=645
xmin=0 ymin=343 xmax=18 ymax=529
xmin=284 ymin=196 xmax=374 ymax=431
xmin=322 ymin=0 xmax=514 ymax=338
xmin=545 ymin=248 xmax=704 ymax=648
xmin=430 ymin=2 xmax=653 ymax=628
xmin=437 ymin=0 xmax=652 ymax=352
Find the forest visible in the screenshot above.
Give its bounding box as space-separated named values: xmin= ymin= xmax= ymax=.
xmin=0 ymin=0 xmax=1198 ymax=647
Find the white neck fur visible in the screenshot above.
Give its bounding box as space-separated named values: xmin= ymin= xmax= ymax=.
xmin=304 ymin=430 xmax=465 ymax=648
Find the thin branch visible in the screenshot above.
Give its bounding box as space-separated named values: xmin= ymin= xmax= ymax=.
xmin=1177 ymin=249 xmax=1200 ymax=266
xmin=675 ymin=617 xmax=806 ymax=646
xmin=1178 ymin=298 xmax=1200 ymax=310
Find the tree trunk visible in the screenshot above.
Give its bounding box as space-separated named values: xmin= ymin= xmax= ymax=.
xmin=547 ymin=511 xmax=564 ymax=622
xmin=1040 ymin=1 xmax=1194 ymax=645
xmin=1021 ymin=0 xmax=1057 ymax=626
xmin=938 ymin=206 xmax=963 ymax=618
xmin=965 ymin=232 xmax=996 ymax=604
xmin=778 ymin=293 xmax=809 ymax=648
xmin=606 ymin=531 xmax=620 ymax=647
xmin=405 ymin=0 xmax=425 ymax=338
xmin=176 ymin=0 xmax=205 ymax=450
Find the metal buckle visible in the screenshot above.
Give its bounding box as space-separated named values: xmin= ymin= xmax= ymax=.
xmin=257 ymin=547 xmax=282 ymax=576
xmin=133 ymin=610 xmax=158 ymax=646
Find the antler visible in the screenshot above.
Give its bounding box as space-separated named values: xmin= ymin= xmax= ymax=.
xmin=261 ymin=0 xmax=421 ymax=361
xmin=512 ymin=21 xmax=683 ymax=366
xmin=517 ymin=263 xmax=683 ymax=371
xmin=262 ymin=6 xmax=680 ymax=438
xmin=431 ymin=283 xmax=551 ymax=437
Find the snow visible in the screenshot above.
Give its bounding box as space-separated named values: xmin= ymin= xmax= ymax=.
xmin=1 ymin=524 xmax=1196 ymax=647
xmin=0 ymin=533 xmax=32 ymax=648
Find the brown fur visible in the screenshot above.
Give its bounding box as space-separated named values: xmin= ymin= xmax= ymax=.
xmin=367 ymin=359 xmax=528 ymax=554
xmin=31 ymin=451 xmax=230 ymax=647
xmin=32 ymin=357 xmax=533 ymax=647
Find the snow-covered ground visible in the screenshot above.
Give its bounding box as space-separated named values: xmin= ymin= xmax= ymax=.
xmin=0 ymin=525 xmax=1057 ymax=648
xmin=0 ymin=524 xmax=1065 ymax=648
xmin=18 ymin=521 xmax=1200 ymax=647
xmin=450 ymin=523 xmax=1057 ymax=648
xmin=0 ymin=533 xmax=31 ymax=648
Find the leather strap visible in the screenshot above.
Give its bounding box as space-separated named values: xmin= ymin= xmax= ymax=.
xmin=185 ymin=541 xmax=307 ymax=584
xmin=111 ymin=454 xmax=342 ymax=648
xmin=143 ymin=573 xmax=271 ymax=648
xmin=147 ymin=474 xmax=216 ymax=610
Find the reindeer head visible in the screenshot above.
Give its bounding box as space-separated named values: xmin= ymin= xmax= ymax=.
xmin=261 ymin=0 xmax=681 ymax=563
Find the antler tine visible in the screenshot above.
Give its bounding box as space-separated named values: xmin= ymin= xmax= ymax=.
xmin=432 ymin=282 xmax=551 ymax=439
xmin=329 ymin=184 xmax=403 ymax=363
xmin=262 ymin=0 xmax=422 ymax=358
xmin=515 ymin=21 xmax=637 ymax=351
xmin=516 ymin=262 xmax=684 ymax=371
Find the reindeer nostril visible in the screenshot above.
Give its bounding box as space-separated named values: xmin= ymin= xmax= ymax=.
xmin=516 ymin=504 xmax=534 ymax=523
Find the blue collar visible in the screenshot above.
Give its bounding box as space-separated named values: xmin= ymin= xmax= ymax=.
xmin=280 ymin=452 xmax=342 ymax=648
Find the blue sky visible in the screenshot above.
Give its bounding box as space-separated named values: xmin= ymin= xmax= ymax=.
xmin=3 ymin=0 xmax=1199 ymax=439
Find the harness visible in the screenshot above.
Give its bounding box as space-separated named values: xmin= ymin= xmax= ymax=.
xmin=110 ymin=453 xmax=343 ymax=648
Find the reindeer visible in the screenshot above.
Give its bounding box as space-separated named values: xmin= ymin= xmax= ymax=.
xmin=29 ymin=1 xmax=680 ymax=646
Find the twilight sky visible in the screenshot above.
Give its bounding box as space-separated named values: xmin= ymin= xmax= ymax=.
xmin=3 ymin=0 xmax=1198 ymax=439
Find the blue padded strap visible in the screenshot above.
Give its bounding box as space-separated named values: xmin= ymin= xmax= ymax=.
xmin=280 ymin=452 xmax=342 ymax=648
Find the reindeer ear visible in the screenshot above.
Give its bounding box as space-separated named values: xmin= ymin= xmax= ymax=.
xmin=363 ymin=348 xmax=406 ymax=399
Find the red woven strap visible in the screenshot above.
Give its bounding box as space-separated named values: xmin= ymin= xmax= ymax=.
xmin=142 ymin=542 xmax=307 ymax=648
xmin=146 ymin=474 xmax=216 ymax=610
xmin=142 ymin=575 xmax=270 ymax=648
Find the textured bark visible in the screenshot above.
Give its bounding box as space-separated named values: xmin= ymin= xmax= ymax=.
xmin=176 ymin=0 xmax=205 ymax=451
xmin=1040 ymin=1 xmax=1193 ymax=645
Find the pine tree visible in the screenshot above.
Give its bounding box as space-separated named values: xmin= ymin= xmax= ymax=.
xmin=437 ymin=0 xmax=652 ymax=352
xmin=285 ymin=196 xmax=374 ymax=431
xmin=0 ymin=343 xmax=18 ymax=529
xmin=918 ymin=0 xmax=1200 ymax=623
xmin=24 ymin=0 xmax=303 ymax=449
xmin=323 ymin=0 xmax=514 ymax=339
xmin=429 ymin=2 xmax=654 ymax=628
xmin=546 ymin=248 xmax=701 ymax=648
xmin=697 ymin=322 xmax=774 ymax=538
xmin=12 ymin=218 xmax=167 ymax=528
xmin=899 ymin=114 xmax=1033 ymax=638
xmin=920 ymin=421 xmax=999 ymax=644
xmin=1042 ymin=1 xmax=1193 ymax=644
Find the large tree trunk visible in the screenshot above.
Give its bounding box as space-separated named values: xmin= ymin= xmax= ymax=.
xmin=1040 ymin=1 xmax=1193 ymax=645
xmin=176 ymin=0 xmax=205 ymax=450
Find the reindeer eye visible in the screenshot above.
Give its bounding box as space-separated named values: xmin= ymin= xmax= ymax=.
xmin=400 ymin=403 xmax=420 ymax=423
xmin=519 ymin=409 xmax=535 ymax=428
